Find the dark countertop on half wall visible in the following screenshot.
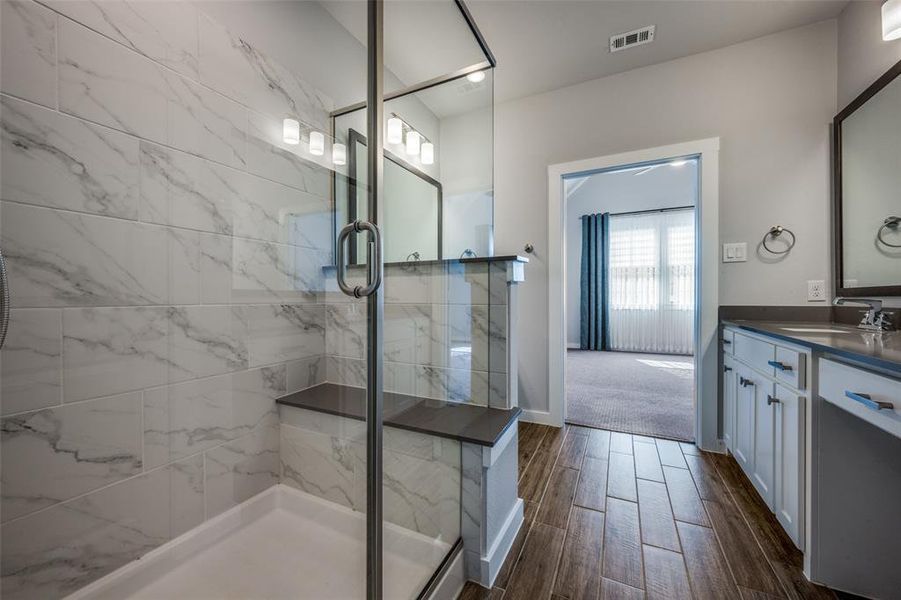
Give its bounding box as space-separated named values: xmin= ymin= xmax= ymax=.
xmin=276 ymin=383 xmax=521 ymax=447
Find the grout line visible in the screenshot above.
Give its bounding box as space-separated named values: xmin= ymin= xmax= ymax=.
xmin=0 ymin=196 xmax=331 ymax=256
xmin=0 ymin=90 xmax=333 ymax=201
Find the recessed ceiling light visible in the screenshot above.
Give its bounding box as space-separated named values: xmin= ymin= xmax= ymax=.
xmin=466 ymin=71 xmax=486 ymax=83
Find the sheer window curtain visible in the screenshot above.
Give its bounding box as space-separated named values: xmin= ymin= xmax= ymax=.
xmin=607 ymin=208 xmax=695 ymax=355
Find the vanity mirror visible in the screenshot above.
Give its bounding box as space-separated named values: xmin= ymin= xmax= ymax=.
xmin=833 ymin=57 xmax=901 ymax=296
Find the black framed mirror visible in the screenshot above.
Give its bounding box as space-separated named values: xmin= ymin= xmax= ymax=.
xmin=344 ymin=129 xmax=443 ymax=264
xmin=833 ymin=57 xmax=901 ymax=297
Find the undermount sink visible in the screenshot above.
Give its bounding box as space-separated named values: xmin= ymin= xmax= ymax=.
xmin=781 ymin=326 xmax=853 ymax=334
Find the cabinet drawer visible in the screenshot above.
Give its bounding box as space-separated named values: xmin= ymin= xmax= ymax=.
xmin=722 ymin=329 xmax=735 ymax=355
xmin=772 ymin=347 xmax=806 ymax=391
xmin=819 ymin=359 xmax=901 ymax=440
xmin=734 ymin=332 xmax=775 ymax=376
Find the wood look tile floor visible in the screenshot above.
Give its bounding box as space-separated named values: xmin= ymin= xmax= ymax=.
xmin=458 ymin=423 xmax=836 ymax=600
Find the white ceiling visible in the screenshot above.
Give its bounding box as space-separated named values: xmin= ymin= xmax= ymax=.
xmin=466 ymin=0 xmax=849 ymax=103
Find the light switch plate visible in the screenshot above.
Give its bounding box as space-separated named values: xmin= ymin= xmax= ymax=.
xmin=807 ymin=280 xmax=827 ymax=302
xmin=723 ymin=242 xmax=747 ymax=263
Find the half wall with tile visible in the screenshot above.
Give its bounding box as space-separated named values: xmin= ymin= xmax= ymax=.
xmin=323 ymin=257 xmax=526 ymax=408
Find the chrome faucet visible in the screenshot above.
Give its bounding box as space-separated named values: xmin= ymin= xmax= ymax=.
xmin=834 ymin=297 xmax=893 ymax=331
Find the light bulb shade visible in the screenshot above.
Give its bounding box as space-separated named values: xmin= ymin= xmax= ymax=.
xmin=283 ymin=118 xmax=300 ymax=145
xmin=405 ymin=131 xmax=421 ymax=156
xmin=884 ymin=0 xmax=901 ymax=40
xmin=309 ymin=131 xmax=325 ymax=156
xmin=332 ymin=143 xmax=347 ymax=166
xmin=387 ymin=117 xmax=403 ymax=144
xmin=421 ymin=142 xmax=434 ymax=165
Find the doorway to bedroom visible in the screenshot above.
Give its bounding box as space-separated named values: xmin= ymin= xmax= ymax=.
xmin=565 ymin=157 xmax=698 ymax=441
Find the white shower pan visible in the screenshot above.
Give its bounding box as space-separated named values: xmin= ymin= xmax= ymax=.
xmin=65 ymin=484 xmax=455 ymax=600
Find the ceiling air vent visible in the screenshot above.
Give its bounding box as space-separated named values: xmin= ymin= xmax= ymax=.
xmin=609 ymin=25 xmax=656 ymax=53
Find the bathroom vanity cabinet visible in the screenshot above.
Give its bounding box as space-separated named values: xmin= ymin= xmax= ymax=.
xmin=721 ymin=320 xmax=901 ymax=597
xmin=722 ymin=326 xmax=808 ymax=548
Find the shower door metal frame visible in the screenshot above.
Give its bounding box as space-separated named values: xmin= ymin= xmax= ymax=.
xmin=366 ymin=1 xmax=385 ymax=598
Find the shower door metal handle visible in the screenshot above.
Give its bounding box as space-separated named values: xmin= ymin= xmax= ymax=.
xmin=336 ymin=220 xmax=383 ymax=298
xmin=0 ymin=247 xmax=9 ymax=349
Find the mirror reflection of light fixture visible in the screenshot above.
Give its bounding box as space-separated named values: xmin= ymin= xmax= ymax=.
xmin=283 ymin=118 xmax=300 ymax=145
xmin=387 ymin=117 xmax=403 ymax=144
xmin=670 ymin=159 xmax=688 ymax=167
xmin=309 ymin=131 xmax=324 ymax=156
xmin=466 ymin=70 xmax=486 ymax=83
xmin=332 ymin=143 xmax=346 ymax=166
xmin=405 ymin=131 xmax=421 ymax=156
xmin=884 ymin=0 xmax=901 ymax=40
xmin=421 ymin=142 xmax=434 ymax=165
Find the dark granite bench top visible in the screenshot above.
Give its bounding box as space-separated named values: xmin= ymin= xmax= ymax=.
xmin=276 ymin=383 xmax=521 ymax=447
xmin=323 ymin=255 xmax=529 ymax=271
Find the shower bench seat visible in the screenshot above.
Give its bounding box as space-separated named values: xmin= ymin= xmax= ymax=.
xmin=276 ymin=382 xmax=524 ymax=590
xmin=276 ymin=382 xmax=521 ymax=446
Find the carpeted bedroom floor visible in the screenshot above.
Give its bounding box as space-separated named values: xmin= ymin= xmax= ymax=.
xmin=566 ymin=349 xmax=695 ymax=441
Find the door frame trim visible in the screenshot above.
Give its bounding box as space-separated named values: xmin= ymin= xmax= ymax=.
xmin=546 ymin=138 xmax=721 ymax=450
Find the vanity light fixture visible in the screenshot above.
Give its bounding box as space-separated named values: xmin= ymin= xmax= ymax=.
xmin=332 ymin=143 xmax=347 ymax=166
xmin=884 ymin=0 xmax=901 ymax=41
xmin=421 ymin=142 xmax=435 ymax=165
xmin=309 ymin=131 xmax=325 ymax=156
xmin=466 ymin=70 xmax=486 ymax=83
xmin=387 ymin=117 xmax=403 ymax=144
xmin=283 ymin=118 xmax=300 ymax=145
xmin=406 ymin=130 xmax=421 ymax=156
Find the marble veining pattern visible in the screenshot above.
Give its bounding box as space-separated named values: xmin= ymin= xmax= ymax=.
xmin=144 ymin=365 xmax=285 ymax=469
xmin=1 ymin=392 xmax=143 ymax=522
xmin=1 ymin=95 xmax=140 ymax=219
xmin=0 ymin=459 xmax=200 ymax=600
xmin=45 ymin=0 xmax=200 ymax=79
xmin=0 ymin=0 xmax=57 ymax=107
xmin=2 ymin=201 xmax=168 ymax=308
xmin=204 ymin=415 xmax=280 ymax=519
xmin=1 ymin=308 xmax=62 ymax=415
xmin=198 ymin=13 xmax=332 ymax=130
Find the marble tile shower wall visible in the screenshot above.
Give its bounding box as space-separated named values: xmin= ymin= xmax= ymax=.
xmin=0 ymin=1 xmax=334 ymax=597
xmin=324 ymin=261 xmax=509 ymax=407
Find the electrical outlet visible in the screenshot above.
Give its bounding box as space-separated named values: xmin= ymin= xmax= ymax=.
xmin=807 ymin=280 xmax=827 ymax=302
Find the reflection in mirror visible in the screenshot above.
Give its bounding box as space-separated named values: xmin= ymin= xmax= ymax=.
xmin=347 ymin=130 xmax=442 ymax=263
xmin=333 ymin=68 xmax=494 ymax=264
xmin=835 ymin=59 xmax=901 ymax=295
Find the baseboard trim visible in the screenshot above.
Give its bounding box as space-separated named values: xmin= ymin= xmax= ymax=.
xmin=519 ymin=409 xmax=561 ymax=426
xmin=479 ymin=499 xmax=524 ymax=588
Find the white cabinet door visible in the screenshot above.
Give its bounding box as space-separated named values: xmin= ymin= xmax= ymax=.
xmin=733 ymin=364 xmax=755 ymax=474
xmin=751 ymin=379 xmax=776 ymax=509
xmin=723 ymin=356 xmax=736 ymax=451
xmin=773 ymin=383 xmax=804 ymax=548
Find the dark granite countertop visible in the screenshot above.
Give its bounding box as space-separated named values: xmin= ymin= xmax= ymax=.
xmin=276 ymin=383 xmax=521 ymax=447
xmin=723 ymin=320 xmax=901 ymax=374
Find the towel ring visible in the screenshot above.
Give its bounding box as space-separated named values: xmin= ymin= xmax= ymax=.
xmin=761 ymin=225 xmax=796 ymax=255
xmin=877 ymin=216 xmax=901 ymax=248
xmin=405 ymin=251 xmax=421 ymax=261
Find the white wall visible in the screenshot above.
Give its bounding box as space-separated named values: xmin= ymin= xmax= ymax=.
xmin=440 ymin=106 xmax=494 ymax=257
xmin=565 ymin=163 xmax=698 ymax=346
xmin=493 ymin=20 xmax=837 ymax=413
xmin=837 ymin=0 xmax=901 ymax=109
